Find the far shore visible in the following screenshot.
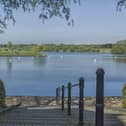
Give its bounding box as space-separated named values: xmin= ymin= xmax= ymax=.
xmin=0 ymin=52 xmax=47 ymax=57
xmin=5 ymin=96 xmax=122 ymax=108
xmin=0 ymin=54 xmax=47 ymax=57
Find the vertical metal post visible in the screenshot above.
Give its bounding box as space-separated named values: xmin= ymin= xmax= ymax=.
xmin=95 ymin=68 xmax=105 ymax=126
xmin=79 ymin=77 xmax=84 ymax=126
xmin=58 ymin=87 xmax=61 ymax=105
xmin=68 ymin=82 xmax=71 ymax=115
xmin=62 ymin=85 xmax=64 ymax=111
xmin=56 ymin=88 xmax=58 ymax=105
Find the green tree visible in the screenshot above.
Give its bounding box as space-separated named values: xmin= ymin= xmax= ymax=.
xmin=117 ymin=0 xmax=126 ymax=10
xmin=7 ymin=41 xmax=13 ymax=50
xmin=112 ymin=41 xmax=126 ymax=54
xmin=32 ymin=45 xmax=41 ymax=52
xmin=0 ymin=1 xmax=124 ymax=33
xmin=122 ymin=84 xmax=126 ymax=108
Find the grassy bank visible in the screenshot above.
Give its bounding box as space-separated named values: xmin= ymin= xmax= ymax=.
xmin=0 ymin=51 xmax=46 ymax=57
xmin=0 ymin=40 xmax=126 ymax=56
xmin=0 ymin=44 xmax=46 ymax=57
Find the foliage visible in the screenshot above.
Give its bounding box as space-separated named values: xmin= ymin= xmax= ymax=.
xmin=122 ymin=84 xmax=126 ymax=108
xmin=117 ymin=0 xmax=126 ymax=11
xmin=0 ymin=0 xmax=81 ymax=32
xmin=0 ymin=1 xmax=125 ymax=32
xmin=32 ymin=45 xmax=42 ymax=52
xmin=0 ymin=50 xmax=40 ymax=56
xmin=116 ymin=40 xmax=126 ymax=44
xmin=38 ymin=44 xmax=111 ymax=52
xmin=0 ymin=43 xmax=46 ymax=56
xmin=7 ymin=41 xmax=13 ymax=50
xmin=0 ymin=43 xmax=112 ymax=56
xmin=0 ymin=80 xmax=6 ymax=107
xmin=112 ymin=40 xmax=126 ymax=54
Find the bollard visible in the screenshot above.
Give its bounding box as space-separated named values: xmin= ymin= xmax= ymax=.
xmin=56 ymin=88 xmax=58 ymax=105
xmin=58 ymin=87 xmax=61 ymax=105
xmin=68 ymin=82 xmax=72 ymax=115
xmin=95 ymin=68 xmax=105 ymax=126
xmin=79 ymin=77 xmax=84 ymax=126
xmin=62 ymin=85 xmax=64 ymax=111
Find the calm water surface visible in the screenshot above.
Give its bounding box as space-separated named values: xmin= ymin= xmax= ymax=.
xmin=0 ymin=52 xmax=126 ymax=96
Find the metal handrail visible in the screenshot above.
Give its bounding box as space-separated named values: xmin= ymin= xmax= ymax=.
xmin=56 ymin=77 xmax=84 ymax=126
xmin=72 ymin=83 xmax=79 ymax=87
xmin=55 ymin=68 xmax=105 ymax=126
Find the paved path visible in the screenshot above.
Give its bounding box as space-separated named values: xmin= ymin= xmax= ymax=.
xmin=0 ymin=107 xmax=77 ymax=126
xmin=63 ymin=108 xmax=125 ymax=126
xmin=0 ymin=107 xmax=125 ymax=126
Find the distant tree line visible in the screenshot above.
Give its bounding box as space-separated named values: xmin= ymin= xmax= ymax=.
xmin=112 ymin=40 xmax=126 ymax=54
xmin=0 ymin=41 xmax=126 ymax=54
xmin=0 ymin=42 xmax=112 ymax=53
xmin=36 ymin=44 xmax=112 ymax=52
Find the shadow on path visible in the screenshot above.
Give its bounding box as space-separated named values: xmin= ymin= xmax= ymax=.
xmin=104 ymin=113 xmax=125 ymax=126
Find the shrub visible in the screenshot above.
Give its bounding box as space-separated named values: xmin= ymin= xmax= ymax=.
xmin=122 ymin=84 xmax=126 ymax=108
xmin=0 ymin=80 xmax=6 ymax=107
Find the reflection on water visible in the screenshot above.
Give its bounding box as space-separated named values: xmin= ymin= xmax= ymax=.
xmin=33 ymin=57 xmax=47 ymax=66
xmin=113 ymin=55 xmax=126 ymax=63
xmin=6 ymin=57 xmax=13 ymax=72
xmin=5 ymin=56 xmax=47 ymax=70
xmin=0 ymin=53 xmax=126 ymax=96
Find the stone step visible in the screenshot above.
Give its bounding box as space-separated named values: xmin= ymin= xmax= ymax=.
xmin=0 ymin=107 xmax=125 ymax=126
xmin=0 ymin=117 xmax=73 ymax=121
xmin=0 ymin=122 xmax=77 ymax=126
xmin=0 ymin=120 xmax=77 ymax=123
xmin=0 ymin=108 xmax=78 ymax=126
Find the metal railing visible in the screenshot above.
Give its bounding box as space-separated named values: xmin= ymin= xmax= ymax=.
xmin=56 ymin=68 xmax=105 ymax=126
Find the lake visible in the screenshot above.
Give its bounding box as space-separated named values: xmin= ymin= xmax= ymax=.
xmin=0 ymin=52 xmax=126 ymax=96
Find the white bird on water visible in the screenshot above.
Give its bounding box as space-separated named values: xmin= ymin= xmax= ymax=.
xmin=9 ymin=58 xmax=12 ymax=63
xmin=93 ymin=58 xmax=97 ymax=63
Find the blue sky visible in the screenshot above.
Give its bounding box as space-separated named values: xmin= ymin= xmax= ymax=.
xmin=0 ymin=0 xmax=126 ymax=44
